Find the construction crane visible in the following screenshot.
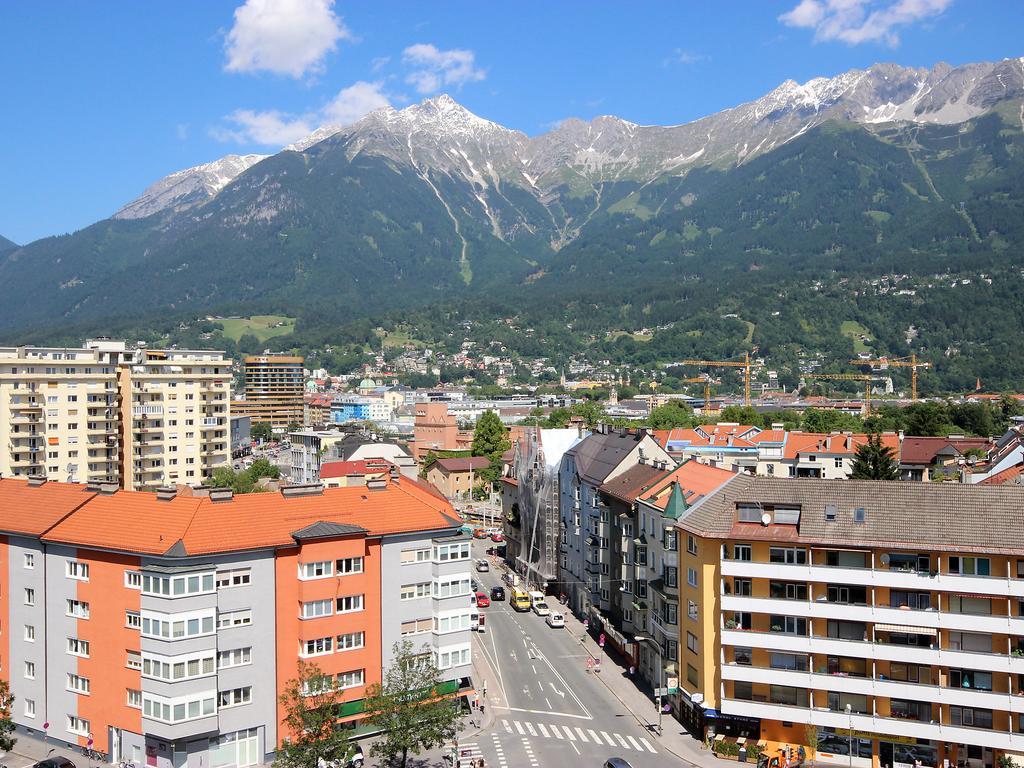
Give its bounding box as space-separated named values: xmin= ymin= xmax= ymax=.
xmin=678 ymin=376 xmax=713 ymax=414
xmin=850 ymin=354 xmax=931 ymax=401
xmin=679 ymin=353 xmax=754 ymax=407
xmin=804 ymin=373 xmax=878 ymax=415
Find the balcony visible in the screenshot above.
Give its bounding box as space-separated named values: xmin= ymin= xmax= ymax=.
xmin=721 ymin=628 xmax=1024 ymax=676
xmin=10 ymin=401 xmax=42 ymax=411
xmin=722 ymin=664 xmax=1024 ymax=714
xmin=720 ymin=697 xmax=1024 ymax=752
xmin=133 ymin=405 xmax=164 ymax=417
xmin=721 ymin=558 xmax=1024 ymax=599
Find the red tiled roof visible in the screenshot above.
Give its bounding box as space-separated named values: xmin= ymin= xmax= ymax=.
xmin=0 ymin=479 xmax=97 ymax=537
xmin=319 ymin=459 xmax=392 ymax=479
xmin=980 ymin=461 xmax=1024 ymax=486
xmin=599 ymin=463 xmax=668 ymax=503
xmin=655 ymin=425 xmax=760 ymax=450
xmin=782 ymin=432 xmax=900 ymax=460
xmin=640 ymin=461 xmax=735 ymax=510
xmin=899 ymin=436 xmax=990 ymax=465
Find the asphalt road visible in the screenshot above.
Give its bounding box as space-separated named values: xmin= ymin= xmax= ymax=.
xmin=468 ymin=540 xmax=682 ymax=768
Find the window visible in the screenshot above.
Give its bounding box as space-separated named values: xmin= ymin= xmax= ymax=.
xmin=737 ymin=504 xmax=762 ymax=523
xmin=217 ymin=610 xmax=252 ymax=628
xmin=24 ymin=588 xmax=35 ymax=606
xmin=434 ymin=577 xmax=471 ymax=599
xmin=733 ymin=647 xmax=753 ymax=666
xmin=336 ymin=595 xmax=364 ymax=613
xmin=400 ymin=548 xmax=432 ymax=564
xmin=732 ymin=544 xmax=752 ymax=561
xmin=142 ymin=571 xmax=215 ymax=597
xmin=770 ymin=581 xmax=809 ymax=600
xmin=338 ymin=669 xmax=365 ymax=689
xmin=687 ymin=535 xmax=698 ymax=555
xmin=24 ymin=661 xmax=36 ymax=679
xmin=337 ymin=632 xmax=365 ymax=651
xmin=24 ymin=699 xmax=36 ymax=718
xmin=437 ymin=645 xmax=471 ymax=670
xmin=301 ymin=599 xmax=333 ymax=619
xmin=66 ymin=599 xmax=90 ymax=618
xmin=686 ymin=631 xmax=698 ymax=653
xmin=949 ymin=706 xmax=993 ymax=729
xmin=216 ymin=569 xmax=251 ymax=588
xmin=771 ymin=653 xmax=810 ymax=672
xmin=23 ymin=553 xmax=35 ymax=569
xmin=210 ymin=728 xmax=259 ymax=768
xmin=435 ymin=542 xmax=471 ymax=562
xmin=126 ymin=610 xmax=141 ymax=629
xmin=336 ymin=557 xmax=364 ymax=575
xmin=664 ymin=566 xmax=678 ymax=589
xmin=636 ymin=579 xmax=648 ymax=598
xmin=67 ymin=673 xmax=91 ymax=694
xmin=125 ymin=570 xmax=142 ymax=589
xmin=435 ymin=612 xmax=473 ymax=634
xmin=144 ymin=694 xmax=216 ymax=723
xmin=769 ymin=547 xmax=807 ymax=565
xmin=687 ymin=664 xmax=699 ymax=686
xmin=664 ymin=530 xmax=678 ymax=552
xmin=67 ymin=637 xmax=90 ymax=657
xmin=218 ymin=687 xmax=253 ymax=708
xmin=401 ymin=618 xmax=433 ymax=635
xmin=401 ymin=582 xmax=431 ymax=600
xmin=688 ymin=601 xmax=698 ymax=621
xmin=302 ymin=637 xmax=334 ymax=657
xmin=127 ymin=651 xmax=142 ymax=670
xmin=127 ymin=689 xmax=142 ymax=709
xmin=218 ymin=648 xmax=252 ymax=668
xmin=67 ymin=715 xmax=90 ymax=736
xmin=66 ymin=560 xmax=89 ymax=581
xmin=853 ymin=507 xmax=865 ymax=524
xmin=732 ymin=578 xmax=752 ymax=596
xmin=24 ymin=625 xmax=35 ymax=642
xmin=299 ymin=561 xmax=333 ymax=579
xmin=949 ymin=556 xmax=991 ymax=576
xmin=687 ymin=568 xmax=698 ymax=588
xmin=770 ymin=615 xmax=808 ymax=635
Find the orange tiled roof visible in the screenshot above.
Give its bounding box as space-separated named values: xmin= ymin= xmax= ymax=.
xmin=640 ymin=461 xmax=735 ymax=510
xmin=980 ymin=461 xmax=1024 ymax=486
xmin=0 ymin=478 xmax=97 ymax=537
xmin=319 ymin=459 xmax=392 ymax=480
xmin=782 ymin=431 xmax=900 ymax=460
xmin=655 ymin=425 xmax=760 ymax=450
xmin=12 ymin=476 xmax=457 ymax=557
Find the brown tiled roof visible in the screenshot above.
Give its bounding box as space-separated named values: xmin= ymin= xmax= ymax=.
xmin=434 ymin=456 xmax=491 ymax=472
xmin=679 ymin=475 xmax=1024 ymax=555
xmin=900 ymin=436 xmax=990 ymax=465
xmin=980 ymin=461 xmax=1024 ymax=486
xmin=599 ymin=463 xmax=667 ymax=503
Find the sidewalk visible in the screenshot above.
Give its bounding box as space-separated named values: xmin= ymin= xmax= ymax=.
xmin=560 ymin=608 xmax=718 ymax=768
xmin=4 ymin=727 xmax=98 ymax=767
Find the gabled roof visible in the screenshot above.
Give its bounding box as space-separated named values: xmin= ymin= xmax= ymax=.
xmin=654 ymin=425 xmax=760 ymax=451
xmin=598 ymin=463 xmax=667 ymax=503
xmin=319 ymin=459 xmax=392 ymax=479
xmin=782 ymin=431 xmax=900 ymax=460
xmin=980 ymin=461 xmax=1024 ymax=486
xmin=639 ymin=461 xmax=735 ymax=515
xmin=566 ymin=430 xmax=651 ymax=486
xmin=433 ymin=456 xmax=491 ymax=473
xmin=292 ymin=521 xmax=368 ymax=541
xmin=0 ymin=479 xmax=97 ymax=537
xmin=900 ymin=436 xmax=990 ymax=465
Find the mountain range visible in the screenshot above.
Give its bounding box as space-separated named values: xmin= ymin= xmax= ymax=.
xmin=1 ymin=56 xmax=1023 ymax=389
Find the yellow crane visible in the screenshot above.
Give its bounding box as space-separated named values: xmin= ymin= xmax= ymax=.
xmin=804 ymin=373 xmax=878 ymax=415
xmin=679 ymin=376 xmax=713 ymax=414
xmin=679 ymin=353 xmax=754 ymax=407
xmin=850 ymin=354 xmax=931 ymax=401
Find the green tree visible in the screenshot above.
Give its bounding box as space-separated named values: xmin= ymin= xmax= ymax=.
xmin=569 ymin=399 xmax=603 ymax=427
xmin=850 ymin=433 xmax=900 ymax=480
xmin=801 ymin=408 xmax=863 ymax=433
xmin=472 ymin=410 xmax=510 ymax=485
xmin=274 ymin=662 xmax=354 ymax=768
xmin=248 ymin=458 xmax=281 ymax=481
xmin=717 ymin=405 xmax=763 ymax=427
xmin=287 ymin=420 xmax=301 ymax=433
xmin=903 ymin=401 xmax=953 ymax=437
xmin=211 ymin=466 xmax=238 ymax=489
xmin=647 ymin=401 xmax=697 ymax=430
xmin=251 ymin=422 xmax=273 ymax=442
xmin=365 ymin=640 xmax=463 ymax=768
xmin=0 ymin=679 xmax=16 ymax=752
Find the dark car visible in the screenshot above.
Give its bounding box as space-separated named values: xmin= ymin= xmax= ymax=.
xmin=490 ymin=586 xmax=506 ymax=601
xmin=33 ymin=759 xmax=77 ymax=768
xmin=604 ymin=759 xmax=634 ymax=768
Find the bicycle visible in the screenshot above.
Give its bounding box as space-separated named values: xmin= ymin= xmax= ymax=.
xmin=120 ymin=761 xmax=138 ymax=768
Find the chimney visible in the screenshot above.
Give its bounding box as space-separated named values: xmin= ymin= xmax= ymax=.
xmin=281 ymin=483 xmax=324 ymax=498
xmin=208 ymin=487 xmax=234 ymax=503
xmin=98 ymin=482 xmax=119 ymax=495
xmin=366 ymin=478 xmax=387 ymax=491
xmin=771 ymin=422 xmax=784 ymax=430
xmin=156 ymin=486 xmax=177 ymax=502
xmin=27 ymin=474 xmax=47 ymax=487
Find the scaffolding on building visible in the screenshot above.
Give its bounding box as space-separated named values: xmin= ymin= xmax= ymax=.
xmin=513 ymin=428 xmax=562 ymax=591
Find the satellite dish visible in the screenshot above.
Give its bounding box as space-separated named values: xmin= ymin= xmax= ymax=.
xmin=760 ymin=512 xmax=772 ymax=527
xmin=880 ymin=553 xmax=890 ymax=565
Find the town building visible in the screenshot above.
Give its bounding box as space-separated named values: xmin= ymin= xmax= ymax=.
xmin=0 ymin=340 xmax=231 ymax=490
xmin=287 ymin=430 xmax=350 ymax=484
xmin=425 ymin=456 xmax=491 ymax=500
xmin=756 ymin=431 xmax=902 ymax=479
xmin=655 ymin=424 xmax=762 ymax=470
xmin=898 ymin=435 xmax=991 ymax=481
xmin=302 ymin=394 xmax=333 ymax=427
xmin=411 ymin=403 xmax=473 ymax=461
xmin=230 ymin=416 xmax=252 ymax=455
xmin=330 ymin=395 xmax=393 ymax=425
xmin=672 ymin=475 xmax=1024 ymax=766
xmin=231 ymin=356 xmax=304 ymax=429
xmin=0 ymin=473 xmax=472 ymax=766
xmin=558 ymin=426 xmax=672 ymax=618
xmin=318 ymin=459 xmax=392 ymax=488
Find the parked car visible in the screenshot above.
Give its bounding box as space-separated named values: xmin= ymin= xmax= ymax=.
xmin=475 ymin=558 xmax=490 ymax=572
xmin=532 ymin=599 xmax=551 ymax=617
xmin=32 ymin=759 xmax=77 ymax=768
xmin=490 ymin=586 xmax=506 ymax=601
xmin=604 ymin=760 xmax=633 ymax=768
xmin=490 ymin=531 xmax=505 ymax=543
xmin=475 ymin=591 xmax=491 ymax=607
xmin=546 ymin=611 xmax=565 ymax=628
xmin=473 ymin=528 xmax=489 ymax=539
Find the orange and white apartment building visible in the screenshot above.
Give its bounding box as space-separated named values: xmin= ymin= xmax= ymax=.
xmin=0 ymin=473 xmax=473 ymax=767
xmin=672 ymin=475 xmax=1024 ymax=768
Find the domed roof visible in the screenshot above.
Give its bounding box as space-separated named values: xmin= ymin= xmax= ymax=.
xmin=358 ymin=377 xmax=377 ymax=389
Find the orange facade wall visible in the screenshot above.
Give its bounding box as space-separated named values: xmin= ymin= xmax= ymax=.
xmin=274 ymin=535 xmax=382 ymax=745
xmin=75 ymin=549 xmax=141 ymax=752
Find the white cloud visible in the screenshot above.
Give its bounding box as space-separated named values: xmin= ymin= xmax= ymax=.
xmin=213 ymin=81 xmax=391 ymax=146
xmin=370 ymin=56 xmax=391 ymax=72
xmin=213 ymin=109 xmax=314 ymax=145
xmin=663 ymin=49 xmax=709 ymax=67
xmin=224 ymin=0 xmax=352 ymax=78
xmin=402 ymin=43 xmax=485 ymax=95
xmin=779 ymin=0 xmax=953 ymax=46
xmin=321 ymin=81 xmax=392 ymax=125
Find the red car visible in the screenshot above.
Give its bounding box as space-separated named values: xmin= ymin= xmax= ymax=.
xmin=475 ymin=591 xmax=490 ymax=607
xmin=473 ymin=528 xmax=489 ymax=539
xmin=490 ymin=531 xmax=504 ymax=543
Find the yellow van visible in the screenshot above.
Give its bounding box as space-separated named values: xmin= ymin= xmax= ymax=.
xmin=511 ymin=588 xmax=531 ymax=612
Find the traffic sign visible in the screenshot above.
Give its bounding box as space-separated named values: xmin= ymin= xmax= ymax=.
xmin=666 ymin=676 xmax=679 ymax=693
xmin=655 ymin=687 xmax=669 ymax=697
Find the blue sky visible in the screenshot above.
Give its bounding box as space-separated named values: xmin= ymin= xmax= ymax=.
xmin=1 ymin=0 xmax=1021 ymax=244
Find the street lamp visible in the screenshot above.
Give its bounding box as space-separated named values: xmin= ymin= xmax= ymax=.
xmin=845 ymin=703 xmax=853 ymax=768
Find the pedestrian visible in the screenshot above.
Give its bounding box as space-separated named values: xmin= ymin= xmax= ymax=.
xmin=480 ymin=701 xmax=485 ymax=716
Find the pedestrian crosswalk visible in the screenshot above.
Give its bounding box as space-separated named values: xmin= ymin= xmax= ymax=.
xmin=500 ymin=718 xmax=657 ymax=753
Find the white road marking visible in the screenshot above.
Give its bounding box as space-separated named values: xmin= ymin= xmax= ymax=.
xmin=575 ymin=727 xmax=590 ymax=742
xmin=525 ymin=722 xmax=537 ymax=736
xmin=514 ymin=720 xmax=525 ymax=735
xmin=571 ymin=742 xmax=580 ymax=755
xmin=615 ymin=733 xmax=630 ymax=748
xmin=502 ymin=719 xmax=512 ymax=733
xmin=549 ymin=723 xmax=563 ymax=739
xmin=600 ymin=730 xmax=616 ymax=746
xmin=531 ymin=664 xmax=537 ymax=674
xmin=544 ymin=697 xmax=552 ymax=708
xmin=627 ymin=735 xmax=644 ymax=750
xmin=503 ymin=706 xmax=591 ymax=719
xmin=538 ymin=723 xmax=550 ymax=737
xmin=563 ymin=725 xmax=577 ymax=741
xmin=640 ymin=736 xmax=657 ymax=753
xmin=588 ymin=729 xmax=601 ymax=743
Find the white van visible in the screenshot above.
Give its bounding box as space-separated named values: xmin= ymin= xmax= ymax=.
xmin=546 ymin=611 xmax=565 ymax=628
xmin=528 ymin=590 xmax=546 ymax=608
